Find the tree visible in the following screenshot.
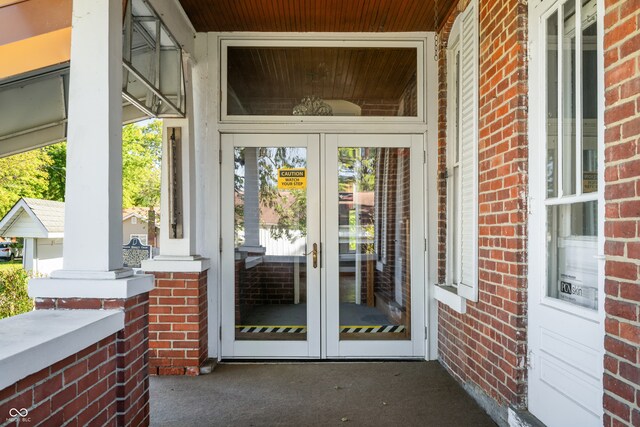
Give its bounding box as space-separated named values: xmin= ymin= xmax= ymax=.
xmin=234 ymin=147 xmax=307 ymax=242
xmin=43 ymin=142 xmax=67 ymax=202
xmin=0 ymin=120 xmax=161 ymax=218
xmin=122 ymin=120 xmax=162 ymax=208
xmin=0 ymin=148 xmax=51 ymax=217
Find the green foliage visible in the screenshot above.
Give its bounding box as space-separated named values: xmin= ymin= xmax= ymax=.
xmin=0 ymin=148 xmax=52 ymax=217
xmin=234 ymin=147 xmax=307 ymax=243
xmin=338 ymin=147 xmax=376 ymax=192
xmin=0 ymin=121 xmax=162 ymax=219
xmin=0 ymin=268 xmax=34 ymax=319
xmin=122 ymin=120 xmax=162 ymax=208
xmin=43 ymin=142 xmax=67 ymax=202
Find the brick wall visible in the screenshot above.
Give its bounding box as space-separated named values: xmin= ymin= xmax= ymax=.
xmin=437 ymin=0 xmax=529 ymax=412
xmin=0 ymin=335 xmax=118 ymax=426
xmin=235 ymin=90 xmax=416 ymax=117
xmin=148 ymin=271 xmax=208 ymax=376
xmin=237 ymin=260 xmax=306 ymax=306
xmin=602 ymin=1 xmax=640 ymax=426
xmin=29 ymin=294 xmax=150 ymax=426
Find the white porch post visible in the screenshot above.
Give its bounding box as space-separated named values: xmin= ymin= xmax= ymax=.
xmin=142 ymin=56 xmax=209 ymax=272
xmin=53 ymin=0 xmax=128 ymax=279
xmin=241 ymin=148 xmax=263 ymax=251
xmin=30 ymin=0 xmax=154 ymax=296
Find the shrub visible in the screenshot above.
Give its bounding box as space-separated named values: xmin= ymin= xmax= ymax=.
xmin=0 ymin=268 xmax=34 ymax=319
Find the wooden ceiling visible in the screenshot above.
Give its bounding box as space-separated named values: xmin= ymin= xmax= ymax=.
xmin=228 ymin=47 xmax=416 ymax=103
xmin=178 ymin=0 xmax=455 ymax=32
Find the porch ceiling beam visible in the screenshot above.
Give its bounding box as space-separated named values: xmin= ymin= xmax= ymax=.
xmin=147 ymin=0 xmax=195 ymax=57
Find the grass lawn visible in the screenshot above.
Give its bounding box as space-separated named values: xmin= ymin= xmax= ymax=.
xmin=0 ymin=259 xmax=23 ymax=271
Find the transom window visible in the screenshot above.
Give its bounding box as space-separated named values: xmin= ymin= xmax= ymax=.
xmin=221 ymin=39 xmax=425 ymax=122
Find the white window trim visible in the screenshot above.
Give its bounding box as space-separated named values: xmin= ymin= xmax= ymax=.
xmin=219 ymin=36 xmax=426 ymax=124
xmin=529 ymin=0 xmax=604 ymax=319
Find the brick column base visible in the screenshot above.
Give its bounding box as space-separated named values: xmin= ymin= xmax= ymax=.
xmin=35 ymin=295 xmax=150 ymax=426
xmin=146 ymin=271 xmax=208 ymax=376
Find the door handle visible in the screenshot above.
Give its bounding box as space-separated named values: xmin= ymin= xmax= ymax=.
xmin=306 ymin=243 xmax=318 ymax=268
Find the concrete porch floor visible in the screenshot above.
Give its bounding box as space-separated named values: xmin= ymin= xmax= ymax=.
xmin=150 ymin=361 xmax=497 ymax=426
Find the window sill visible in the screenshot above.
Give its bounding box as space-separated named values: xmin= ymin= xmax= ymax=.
xmin=434 ymin=285 xmax=467 ymax=314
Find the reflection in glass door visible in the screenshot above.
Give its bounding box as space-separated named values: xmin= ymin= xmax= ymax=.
xmin=325 ymin=134 xmax=425 ymax=358
xmin=336 ymin=147 xmax=412 ymax=340
xmin=221 ymin=134 xmax=321 ymax=358
xmin=222 ymin=134 xmax=425 ymax=359
xmin=233 ymin=146 xmax=309 ymax=341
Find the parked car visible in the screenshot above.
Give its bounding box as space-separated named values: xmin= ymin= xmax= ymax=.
xmin=0 ymin=241 xmax=21 ymax=261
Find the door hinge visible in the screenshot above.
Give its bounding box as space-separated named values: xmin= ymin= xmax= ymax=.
xmin=219 ymin=237 xmax=223 ymax=253
xmin=219 ymin=149 xmax=222 ymax=164
xmin=220 ymin=325 xmax=222 ymax=339
xmin=526 ymin=350 xmax=534 ymax=370
xmin=423 ymin=150 xmax=427 ymax=164
xmin=424 ymin=238 xmax=427 ymax=253
xmin=425 ymin=326 xmax=429 ymax=341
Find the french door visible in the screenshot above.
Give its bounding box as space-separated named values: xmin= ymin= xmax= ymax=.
xmin=220 ymin=133 xmax=425 ymax=359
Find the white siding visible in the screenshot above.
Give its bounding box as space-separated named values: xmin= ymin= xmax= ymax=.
xmin=3 ymin=210 xmax=46 ymax=238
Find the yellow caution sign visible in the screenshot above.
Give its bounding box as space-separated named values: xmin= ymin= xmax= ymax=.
xmin=278 ymin=168 xmax=307 ymax=190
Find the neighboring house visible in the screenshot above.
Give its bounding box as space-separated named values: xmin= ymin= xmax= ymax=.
xmin=0 ymin=198 xmax=64 ymax=276
xmin=122 ymin=207 xmax=159 ymax=247
xmin=0 ymin=200 xmax=158 ymax=276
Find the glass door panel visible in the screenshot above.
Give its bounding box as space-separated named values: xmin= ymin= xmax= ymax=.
xmin=233 ymin=146 xmax=309 ymax=340
xmin=221 ymin=134 xmax=320 ymax=358
xmin=337 ymin=147 xmax=412 ymax=341
xmin=324 ymin=134 xmax=425 ymax=358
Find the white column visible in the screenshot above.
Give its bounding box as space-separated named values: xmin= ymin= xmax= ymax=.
xmin=30 ymin=0 xmax=154 ymax=298
xmin=51 ymin=0 xmax=128 ymax=279
xmin=142 ymin=56 xmax=209 ymax=273
xmin=241 ymin=148 xmax=262 ymax=250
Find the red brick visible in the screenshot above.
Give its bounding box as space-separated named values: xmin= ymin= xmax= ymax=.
xmin=57 ymin=298 xmax=103 ymax=310
xmin=63 ymin=361 xmax=88 ymax=385
xmin=16 ymin=367 xmax=49 ymax=391
xmin=51 ymin=384 xmax=77 ymax=409
xmin=604 ymin=374 xmax=636 ymax=402
xmin=605 ymin=261 xmax=638 ymax=281
xmin=158 ymin=367 xmax=185 ymax=375
xmin=619 ymin=323 xmax=640 ymax=344
xmin=34 ymin=373 xmax=63 ymax=401
xmin=619 ymin=282 xmax=640 ymax=302
xmin=604 ymin=393 xmax=630 ymax=421
xmin=605 ymin=336 xmax=638 ymax=363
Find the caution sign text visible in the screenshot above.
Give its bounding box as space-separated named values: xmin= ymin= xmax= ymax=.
xmin=278 ymin=168 xmax=307 ymax=190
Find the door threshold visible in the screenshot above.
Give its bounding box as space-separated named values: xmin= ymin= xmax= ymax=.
xmin=219 ymin=358 xmax=426 ymax=364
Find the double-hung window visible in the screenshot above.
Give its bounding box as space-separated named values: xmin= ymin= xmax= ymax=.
xmin=543 ymin=0 xmax=600 ymax=309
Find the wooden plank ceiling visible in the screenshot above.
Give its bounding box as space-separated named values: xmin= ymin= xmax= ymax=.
xmin=228 ymin=47 xmax=416 ymax=102
xmin=178 ymin=0 xmax=454 ymax=32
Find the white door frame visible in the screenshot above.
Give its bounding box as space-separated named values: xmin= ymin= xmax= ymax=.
xmin=527 ymin=0 xmax=605 ymax=425
xmin=323 ymin=134 xmax=426 ymax=358
xmin=220 ymin=133 xmax=322 ymax=358
xmin=220 ymin=133 xmax=427 ymax=359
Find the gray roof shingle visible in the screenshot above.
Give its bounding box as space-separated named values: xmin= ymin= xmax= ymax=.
xmin=22 ymin=198 xmax=65 ymax=233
